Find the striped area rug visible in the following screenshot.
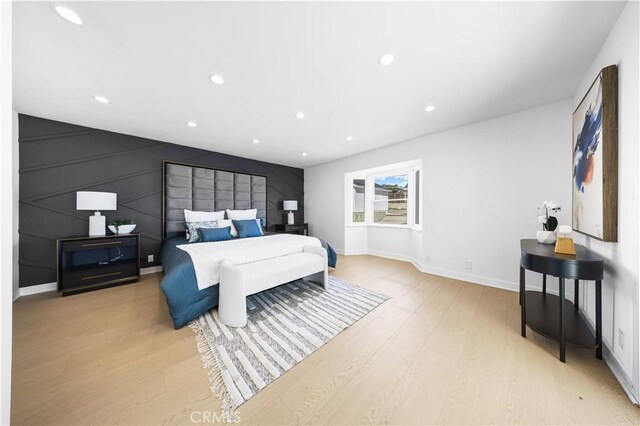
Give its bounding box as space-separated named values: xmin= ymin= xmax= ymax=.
xmin=189 ymin=275 xmax=388 ymax=421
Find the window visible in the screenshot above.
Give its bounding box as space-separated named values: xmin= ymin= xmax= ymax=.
xmin=351 ymin=178 xmax=365 ymax=223
xmin=373 ymin=174 xmax=408 ymax=225
xmin=346 ymin=161 xmax=421 ymax=229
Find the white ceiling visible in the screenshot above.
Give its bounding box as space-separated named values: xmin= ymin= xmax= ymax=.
xmin=13 ymin=1 xmax=625 ymax=168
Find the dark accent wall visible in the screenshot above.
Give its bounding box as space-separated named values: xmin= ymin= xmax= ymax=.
xmin=18 ymin=114 xmax=304 ymax=287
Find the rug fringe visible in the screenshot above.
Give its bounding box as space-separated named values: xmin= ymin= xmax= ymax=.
xmin=189 ymin=322 xmax=239 ymax=423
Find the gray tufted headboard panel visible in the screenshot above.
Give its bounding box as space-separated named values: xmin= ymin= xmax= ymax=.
xmin=162 ymin=161 xmax=267 ymax=238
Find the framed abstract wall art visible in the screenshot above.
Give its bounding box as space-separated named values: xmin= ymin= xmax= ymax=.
xmin=572 ymin=65 xmax=618 ymax=242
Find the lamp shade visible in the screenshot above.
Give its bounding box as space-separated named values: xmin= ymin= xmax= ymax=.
xmin=76 ymin=191 xmax=117 ymax=211
xmin=283 ymin=200 xmax=298 ymax=211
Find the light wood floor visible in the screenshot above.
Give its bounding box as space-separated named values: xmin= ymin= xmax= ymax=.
xmin=12 ymin=255 xmax=639 ymax=425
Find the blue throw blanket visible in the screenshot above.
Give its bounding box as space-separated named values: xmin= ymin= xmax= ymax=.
xmin=320 ymin=240 xmax=338 ymax=268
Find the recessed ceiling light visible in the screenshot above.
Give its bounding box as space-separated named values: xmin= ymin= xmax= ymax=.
xmin=378 ymin=53 xmax=394 ymax=66
xmin=52 ymin=5 xmax=84 ymax=25
xmin=425 ymin=105 xmax=436 ymax=112
xmin=302 ymin=152 xmax=308 ymax=156
xmin=346 ymin=136 xmax=354 ymax=141
xmin=210 ymin=74 xmax=225 ymax=85
xmin=295 ymin=112 xmax=305 ymax=119
xmin=93 ymin=95 xmax=110 ymax=104
xmin=252 ymin=139 xmax=260 ymax=144
xmin=186 ymin=121 xmax=197 ymax=128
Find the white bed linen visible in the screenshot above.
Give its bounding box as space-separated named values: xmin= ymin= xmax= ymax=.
xmin=177 ymin=234 xmax=322 ymax=290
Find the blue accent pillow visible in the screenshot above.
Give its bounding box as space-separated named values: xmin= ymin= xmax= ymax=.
xmin=185 ymin=220 xmax=218 ymax=243
xmin=198 ymin=226 xmax=233 ymax=242
xmin=233 ymin=219 xmax=264 ymax=238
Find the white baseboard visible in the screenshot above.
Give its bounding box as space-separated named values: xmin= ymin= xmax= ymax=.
xmin=368 ymin=248 xmax=414 ymax=263
xmin=604 ymin=342 xmax=638 ymax=404
xmin=579 ymin=306 xmax=638 ymax=405
xmin=16 ymin=265 xmax=164 ymax=299
xmin=141 ymin=265 xmax=163 ymax=274
xmin=341 ymin=249 xmax=368 ymax=256
xmin=19 ymin=282 xmax=56 ymax=297
xmin=343 ymin=249 xmax=519 ymax=293
xmin=411 ymin=258 xmax=519 ymax=293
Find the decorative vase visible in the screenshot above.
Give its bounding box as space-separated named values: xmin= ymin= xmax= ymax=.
xmin=536 ymin=230 xmax=557 ymax=244
xmin=108 ymin=224 xmax=136 ymax=235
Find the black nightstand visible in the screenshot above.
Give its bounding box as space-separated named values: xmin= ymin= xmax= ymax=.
xmin=275 ymin=223 xmax=309 ymax=236
xmin=57 ymin=233 xmax=141 ymax=296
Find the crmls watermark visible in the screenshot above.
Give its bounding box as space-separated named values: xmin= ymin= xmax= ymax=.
xmin=190 ymin=410 xmax=241 ymax=424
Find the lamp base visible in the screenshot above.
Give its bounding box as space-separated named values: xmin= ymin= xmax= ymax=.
xmin=89 ymin=212 xmax=106 ymax=236
xmin=287 ymin=211 xmax=295 ymax=225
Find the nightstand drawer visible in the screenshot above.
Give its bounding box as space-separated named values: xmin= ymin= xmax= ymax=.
xmin=62 ymin=236 xmax=137 ymax=252
xmin=61 ymin=262 xmax=138 ymax=289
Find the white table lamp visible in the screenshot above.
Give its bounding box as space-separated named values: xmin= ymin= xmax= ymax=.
xmin=283 ymin=200 xmax=298 ymax=225
xmin=77 ymin=191 xmax=117 ymax=236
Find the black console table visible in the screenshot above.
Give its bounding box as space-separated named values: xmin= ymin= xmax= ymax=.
xmin=520 ymin=239 xmax=604 ymax=362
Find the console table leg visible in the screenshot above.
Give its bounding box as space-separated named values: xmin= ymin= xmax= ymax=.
xmin=519 ymin=267 xmax=524 ymax=305
xmin=596 ymin=280 xmax=602 ymax=359
xmin=542 ymin=274 xmax=546 ymax=294
xmin=574 ymin=279 xmax=579 ymax=312
xmin=520 ymin=267 xmax=526 ymax=337
xmin=559 ymin=277 xmax=566 ymax=362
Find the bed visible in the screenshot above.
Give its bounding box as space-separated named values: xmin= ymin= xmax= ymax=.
xmin=161 ymin=236 xmax=219 ymax=328
xmin=159 ymin=161 xmax=336 ymax=329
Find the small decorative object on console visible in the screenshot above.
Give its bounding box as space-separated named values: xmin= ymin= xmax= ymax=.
xmin=108 ymin=218 xmax=136 ymax=235
xmin=536 ymin=200 xmax=561 ymax=244
xmin=555 ymin=225 xmax=577 ymax=255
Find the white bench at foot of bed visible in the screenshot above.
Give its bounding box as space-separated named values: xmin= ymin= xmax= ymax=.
xmin=218 ymin=244 xmax=328 ymax=327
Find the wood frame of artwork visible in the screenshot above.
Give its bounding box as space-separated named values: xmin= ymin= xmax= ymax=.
xmin=572 ymin=65 xmax=618 ymax=242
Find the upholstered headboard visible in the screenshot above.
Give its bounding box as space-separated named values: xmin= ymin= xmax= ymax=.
xmin=162 ymin=161 xmax=267 ymax=238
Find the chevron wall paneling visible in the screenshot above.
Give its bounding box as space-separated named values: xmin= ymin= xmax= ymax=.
xmin=18 ymin=114 xmax=304 ymax=287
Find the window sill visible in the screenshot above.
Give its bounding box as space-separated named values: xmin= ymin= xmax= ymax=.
xmin=347 ymin=223 xmax=422 ymax=232
xmin=369 ymin=223 xmax=410 ymax=229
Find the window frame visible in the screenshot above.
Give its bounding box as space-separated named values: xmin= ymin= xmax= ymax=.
xmin=346 ymin=161 xmax=422 ymax=230
xmin=349 ymin=177 xmax=367 ymax=226
xmin=370 ymin=170 xmax=410 ymax=227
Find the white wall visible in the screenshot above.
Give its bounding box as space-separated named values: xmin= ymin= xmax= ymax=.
xmin=571 ymin=1 xmax=639 ymax=402
xmin=0 ymin=1 xmax=13 ymax=423
xmin=306 ymin=3 xmax=639 ymax=401
xmin=306 ymin=98 xmax=572 ymax=292
xmin=12 ymin=111 xmax=19 ymax=301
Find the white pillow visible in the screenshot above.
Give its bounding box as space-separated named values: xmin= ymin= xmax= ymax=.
xmin=226 ymin=209 xmax=257 ymax=220
xmin=216 ymin=219 xmax=238 ymax=238
xmin=184 ymin=209 xmax=225 ymax=223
